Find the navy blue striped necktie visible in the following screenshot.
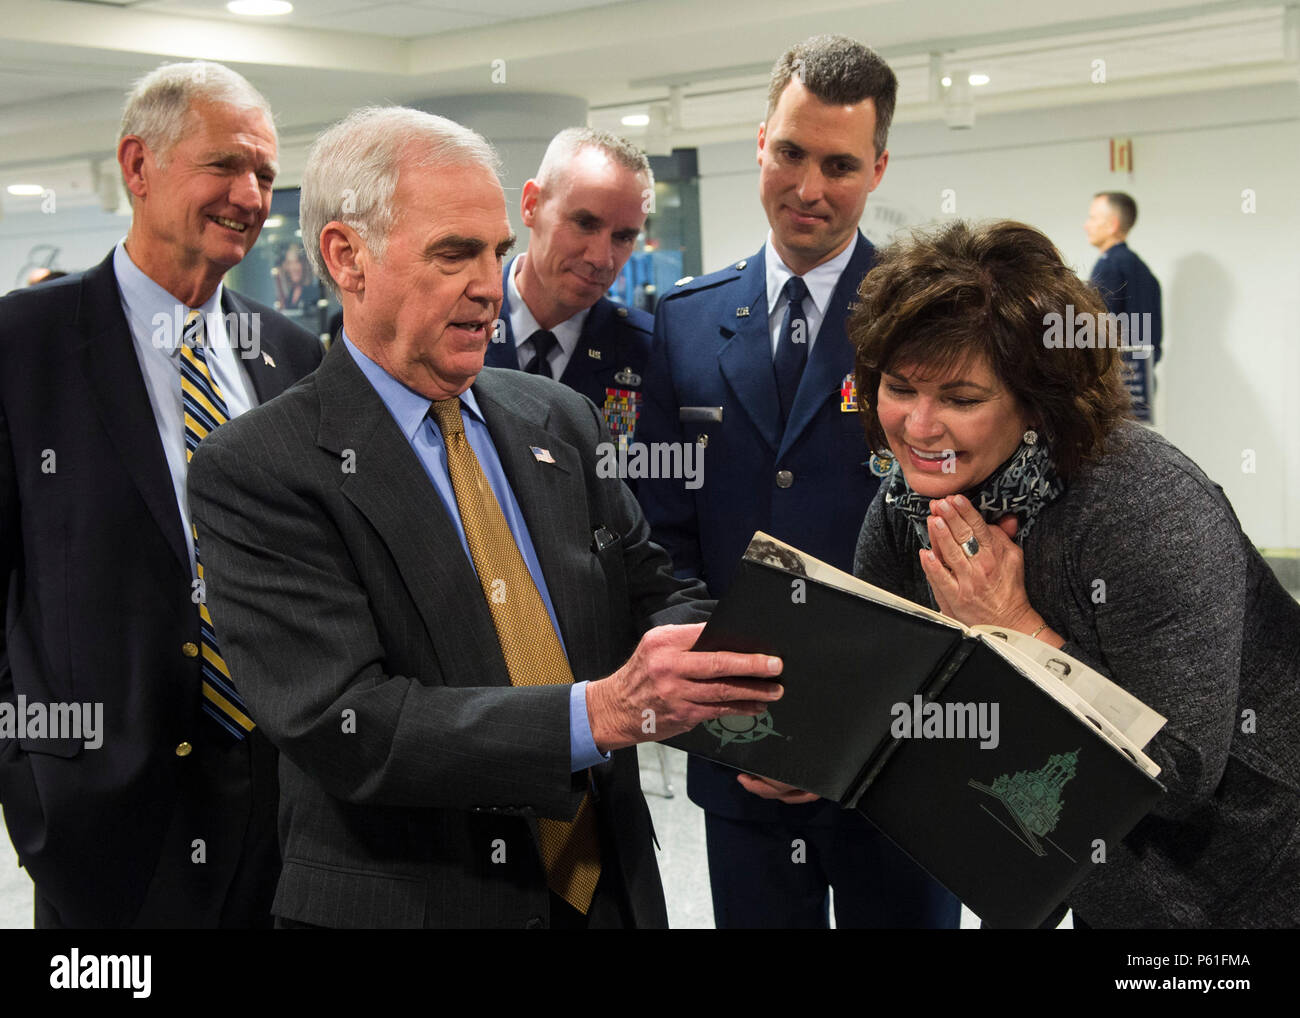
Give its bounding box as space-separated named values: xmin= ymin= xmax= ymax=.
xmin=181 ymin=310 xmax=254 ymax=739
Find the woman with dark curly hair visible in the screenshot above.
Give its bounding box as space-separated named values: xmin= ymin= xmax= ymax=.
xmin=850 ymin=219 xmax=1300 ymax=928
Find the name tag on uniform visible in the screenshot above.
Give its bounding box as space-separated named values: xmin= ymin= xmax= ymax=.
xmin=679 ymin=406 xmax=724 ymax=423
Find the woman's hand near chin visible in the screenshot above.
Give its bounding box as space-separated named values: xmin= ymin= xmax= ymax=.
xmin=919 ymin=494 xmax=1061 ymax=645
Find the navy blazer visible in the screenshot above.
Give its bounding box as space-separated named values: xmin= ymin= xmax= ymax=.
xmin=487 ymin=257 xmax=653 ymax=443
xmin=638 ymin=234 xmax=881 ymax=822
xmin=0 ymin=250 xmax=323 ymax=926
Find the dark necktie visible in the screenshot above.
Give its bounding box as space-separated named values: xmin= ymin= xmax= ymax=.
xmin=427 ymin=398 xmax=601 ymax=914
xmin=525 ymin=329 xmax=558 ymax=378
xmin=774 ymin=275 xmax=809 ymax=425
xmin=180 ymin=311 xmax=254 ymax=740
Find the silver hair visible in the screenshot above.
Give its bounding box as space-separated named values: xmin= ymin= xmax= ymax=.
xmin=533 ymin=127 xmax=653 ymax=193
xmin=119 ymin=61 xmax=275 ymax=166
xmin=300 ymin=106 xmax=501 ymax=295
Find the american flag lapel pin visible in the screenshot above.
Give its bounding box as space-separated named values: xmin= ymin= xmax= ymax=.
xmin=531 ymin=446 xmax=556 ymax=464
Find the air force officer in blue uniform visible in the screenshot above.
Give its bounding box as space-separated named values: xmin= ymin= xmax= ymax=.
xmin=639 ymin=35 xmax=960 ymax=929
xmin=1085 ymin=192 xmax=1162 ymax=421
xmin=486 ymin=128 xmax=653 ymax=447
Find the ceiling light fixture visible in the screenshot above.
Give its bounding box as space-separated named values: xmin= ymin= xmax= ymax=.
xmin=944 ymin=69 xmax=975 ymax=129
xmin=227 ymin=1 xmax=293 ymax=16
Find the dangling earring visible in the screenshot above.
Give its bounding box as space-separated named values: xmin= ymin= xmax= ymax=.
xmin=1023 ymin=428 xmax=1039 ymax=446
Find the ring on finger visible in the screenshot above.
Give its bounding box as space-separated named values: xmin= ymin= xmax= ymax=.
xmin=960 ymin=535 xmax=980 ymax=557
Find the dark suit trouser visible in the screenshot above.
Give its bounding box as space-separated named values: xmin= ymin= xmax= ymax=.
xmin=704 ymin=812 xmax=961 ymax=929
xmin=34 ymin=729 xmax=279 ymax=929
xmin=548 ymin=866 xmax=629 ymax=930
xmin=274 ymin=787 xmax=637 ymax=929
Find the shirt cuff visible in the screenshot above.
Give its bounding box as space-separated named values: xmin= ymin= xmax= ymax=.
xmin=569 ymin=681 xmax=611 ymax=771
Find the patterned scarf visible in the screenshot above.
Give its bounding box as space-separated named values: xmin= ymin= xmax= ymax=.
xmin=882 ymin=437 xmax=1065 ymax=549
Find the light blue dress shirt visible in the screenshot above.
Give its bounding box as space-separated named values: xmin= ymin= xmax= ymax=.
xmin=114 ymin=240 xmax=258 ymax=574
xmin=763 ymin=232 xmax=856 ymax=358
xmin=505 ymin=253 xmax=589 ymax=379
xmin=342 ymin=332 xmax=607 ymax=772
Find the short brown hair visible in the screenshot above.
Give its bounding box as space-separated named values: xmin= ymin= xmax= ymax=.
xmin=849 ymin=220 xmax=1131 ymax=480
xmin=767 ymin=35 xmax=897 ymax=158
xmin=1094 ymin=191 xmax=1137 ymax=234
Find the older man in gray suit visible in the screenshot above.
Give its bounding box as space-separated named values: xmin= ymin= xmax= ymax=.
xmin=187 ymin=106 xmax=784 ymax=929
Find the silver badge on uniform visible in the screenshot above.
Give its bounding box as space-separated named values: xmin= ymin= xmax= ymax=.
xmin=614 ymin=367 xmax=641 ymax=387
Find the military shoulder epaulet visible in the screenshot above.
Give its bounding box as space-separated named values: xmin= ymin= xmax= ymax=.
xmin=664 ymin=261 xmax=747 ymax=301
xmin=611 ymin=301 xmax=653 ymax=335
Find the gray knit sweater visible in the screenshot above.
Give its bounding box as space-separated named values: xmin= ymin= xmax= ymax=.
xmin=854 ymin=420 xmax=1300 ymax=928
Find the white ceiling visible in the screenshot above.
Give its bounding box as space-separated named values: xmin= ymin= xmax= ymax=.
xmin=592 ymin=5 xmax=1292 ymax=134
xmin=137 ymin=0 xmax=626 ymax=37
xmin=0 ymin=0 xmax=1295 ymax=205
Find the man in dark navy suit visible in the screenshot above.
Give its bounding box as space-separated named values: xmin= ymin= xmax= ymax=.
xmin=0 ymin=61 xmax=323 ymax=928
xmin=486 ymin=128 xmax=653 ymax=448
xmin=639 ymin=35 xmax=961 ymax=929
xmin=1086 ymin=191 xmax=1163 ymax=421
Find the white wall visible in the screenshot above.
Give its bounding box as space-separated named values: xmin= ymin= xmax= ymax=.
xmin=698 ymin=83 xmax=1300 ymax=549
xmin=0 ymin=204 xmax=129 ymax=294
xmin=6 ymin=82 xmax=1297 ymax=547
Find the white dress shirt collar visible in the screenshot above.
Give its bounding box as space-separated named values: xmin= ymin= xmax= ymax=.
xmin=764 ymin=232 xmax=856 ymax=319
xmin=114 ymin=240 xmax=225 ymax=356
xmin=762 ymin=233 xmax=858 ymax=357
xmin=506 ymin=254 xmax=591 ymax=376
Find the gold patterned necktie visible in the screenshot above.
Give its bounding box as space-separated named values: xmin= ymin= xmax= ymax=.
xmin=428 ymin=397 xmax=601 ymax=915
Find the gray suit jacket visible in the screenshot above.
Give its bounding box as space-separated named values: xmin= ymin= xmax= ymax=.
xmin=187 ymin=340 xmax=708 ymax=928
xmin=855 ymin=420 xmax=1300 ymax=928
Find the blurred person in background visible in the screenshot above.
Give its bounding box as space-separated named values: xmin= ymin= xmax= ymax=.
xmin=1085 ymin=191 xmax=1162 ymax=421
